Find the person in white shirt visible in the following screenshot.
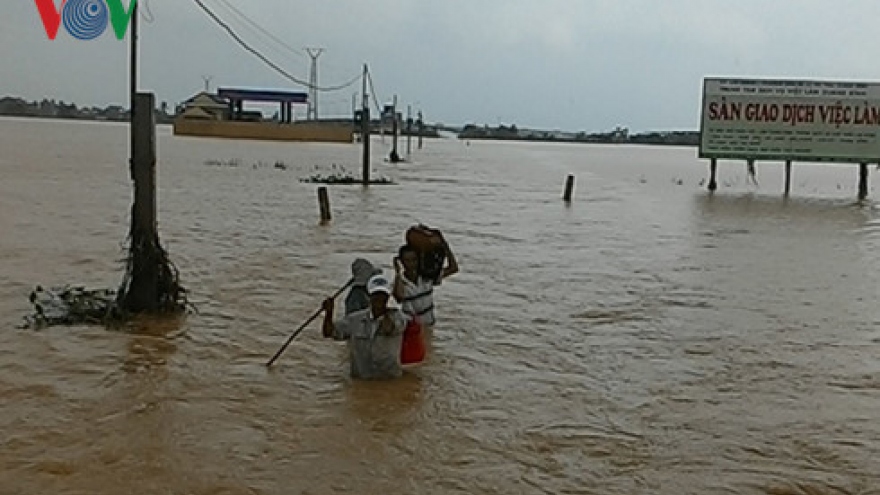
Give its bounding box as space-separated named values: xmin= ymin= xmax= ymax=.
xmin=322 ymin=274 xmax=407 ymax=380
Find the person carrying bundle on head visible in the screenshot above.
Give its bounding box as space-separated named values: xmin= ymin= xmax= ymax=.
xmin=392 ymin=225 xmax=459 ymax=364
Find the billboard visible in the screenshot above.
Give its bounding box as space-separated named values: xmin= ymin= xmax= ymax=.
xmin=699 ymin=78 xmax=880 ymax=163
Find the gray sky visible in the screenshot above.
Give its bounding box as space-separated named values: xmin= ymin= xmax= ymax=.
xmin=4 ymin=0 xmax=880 ymax=132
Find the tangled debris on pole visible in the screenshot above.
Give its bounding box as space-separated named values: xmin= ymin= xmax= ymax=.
xmin=115 ymin=231 xmax=187 ymax=315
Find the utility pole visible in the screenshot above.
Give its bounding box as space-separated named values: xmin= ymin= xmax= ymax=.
xmin=380 ymin=107 xmax=386 ymax=144
xmin=118 ymin=2 xmax=186 ymax=314
xmin=406 ymin=104 xmax=412 ymax=158
xmin=305 ymin=48 xmax=324 ymax=120
xmin=130 ymin=0 xmax=138 ymax=174
xmin=389 ymin=94 xmax=400 ymax=162
xmin=361 ymin=64 xmax=371 ymax=185
xmin=201 ymin=75 xmax=214 ymax=93
xmin=417 ymin=110 xmax=424 ymax=149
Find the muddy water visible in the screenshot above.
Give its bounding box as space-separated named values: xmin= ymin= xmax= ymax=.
xmin=1 ymin=117 xmax=879 ymax=494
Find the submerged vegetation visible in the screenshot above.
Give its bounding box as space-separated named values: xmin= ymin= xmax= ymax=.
xmin=300 ymin=163 xmax=394 ymax=185
xmin=23 ymin=286 xmax=120 ymax=328
xmin=300 ymin=174 xmax=395 ymax=185
xmin=202 ymin=158 xmax=395 ymax=184
xmin=204 ymin=158 xmax=290 ymax=170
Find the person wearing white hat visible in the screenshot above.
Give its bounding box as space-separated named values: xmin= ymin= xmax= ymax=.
xmin=321 ymin=274 xmax=408 ymax=379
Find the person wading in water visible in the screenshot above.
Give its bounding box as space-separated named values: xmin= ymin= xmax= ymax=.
xmin=322 ymin=274 xmax=407 ymax=380
xmin=344 ymin=258 xmax=382 ymax=316
xmin=392 ymin=228 xmax=459 ymax=362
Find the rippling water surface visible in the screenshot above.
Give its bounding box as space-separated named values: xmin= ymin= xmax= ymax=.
xmin=1 ymin=117 xmax=879 ymax=494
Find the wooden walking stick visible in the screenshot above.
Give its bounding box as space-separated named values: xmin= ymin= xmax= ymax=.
xmin=266 ymin=278 xmax=353 ymax=367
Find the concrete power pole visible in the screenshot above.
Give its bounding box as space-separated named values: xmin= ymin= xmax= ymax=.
xmin=406 ymin=104 xmax=412 ymax=158
xmin=417 ymin=110 xmax=424 ymax=149
xmin=361 ymin=64 xmax=371 ymax=185
xmin=390 ymin=94 xmax=400 ymax=162
xmin=201 ymin=75 xmax=214 ymax=93
xmin=305 ymin=48 xmax=324 ymax=120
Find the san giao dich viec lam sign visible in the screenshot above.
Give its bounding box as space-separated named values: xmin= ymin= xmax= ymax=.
xmin=34 ymin=0 xmax=136 ymax=40
xmin=699 ymin=78 xmax=880 ymax=163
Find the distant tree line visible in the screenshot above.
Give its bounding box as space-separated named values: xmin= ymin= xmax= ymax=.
xmin=458 ymin=123 xmax=699 ymax=146
xmin=0 ymin=96 xmax=174 ymax=124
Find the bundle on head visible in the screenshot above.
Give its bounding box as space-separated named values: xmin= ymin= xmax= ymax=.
xmin=405 ymin=225 xmax=447 ymax=282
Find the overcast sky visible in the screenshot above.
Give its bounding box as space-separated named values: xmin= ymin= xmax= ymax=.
xmin=4 ymin=0 xmax=880 ymax=132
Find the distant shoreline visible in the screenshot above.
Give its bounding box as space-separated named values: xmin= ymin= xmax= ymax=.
xmin=454 ymin=123 xmax=699 ymax=147
xmin=455 ymin=134 xmax=699 ymax=147
xmin=0 ymin=96 xmax=175 ymax=124
xmin=0 ymin=113 xmax=700 ymax=147
xmin=0 ymin=95 xmax=699 ymax=146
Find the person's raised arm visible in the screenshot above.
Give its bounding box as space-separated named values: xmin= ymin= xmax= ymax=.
xmin=392 ymin=256 xmax=406 ymax=302
xmin=440 ymin=234 xmax=459 ymax=279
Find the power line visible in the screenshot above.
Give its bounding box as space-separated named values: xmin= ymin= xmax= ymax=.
xmin=140 ymin=0 xmax=155 ymax=23
xmin=210 ymin=0 xmax=305 ymax=61
xmin=209 ymin=0 xmax=354 ymax=78
xmin=190 ymin=0 xmax=360 ymax=92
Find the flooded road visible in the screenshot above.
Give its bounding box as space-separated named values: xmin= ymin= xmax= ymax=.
xmin=1 ymin=117 xmax=879 ymax=494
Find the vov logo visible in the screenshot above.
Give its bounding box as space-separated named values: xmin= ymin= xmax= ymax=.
xmin=34 ymin=0 xmax=137 ymax=40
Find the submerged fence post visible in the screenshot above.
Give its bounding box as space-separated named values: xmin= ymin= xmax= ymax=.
xmin=784 ymin=160 xmax=792 ymax=197
xmin=708 ymin=158 xmax=718 ymax=192
xmin=317 ymin=186 xmax=332 ymax=222
xmin=859 ymin=163 xmax=869 ymax=200
xmin=562 ymin=174 xmax=575 ymax=202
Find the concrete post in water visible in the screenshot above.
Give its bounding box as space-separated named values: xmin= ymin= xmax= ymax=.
xmin=859 ymin=163 xmax=869 ymax=200
xmin=708 ymin=158 xmax=718 ymax=192
xmin=117 ymin=92 xmax=186 ymax=314
xmin=317 ymin=187 xmax=331 ymax=222
xmin=125 ymin=92 xmax=159 ymax=312
xmin=784 ymin=160 xmax=792 ymax=197
xmin=562 ymin=174 xmax=575 ymax=202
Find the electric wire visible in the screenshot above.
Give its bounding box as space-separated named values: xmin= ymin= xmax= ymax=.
xmin=190 ymin=0 xmax=360 ymax=92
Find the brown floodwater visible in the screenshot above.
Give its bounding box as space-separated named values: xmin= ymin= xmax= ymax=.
xmin=1 ymin=117 xmax=879 ymax=494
